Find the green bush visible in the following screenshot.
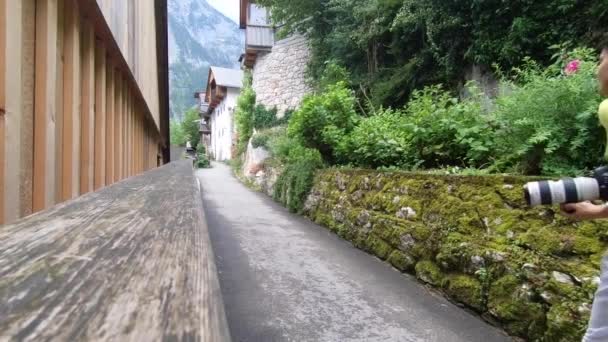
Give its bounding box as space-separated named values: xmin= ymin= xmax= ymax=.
xmin=288 ymin=81 xmax=359 ymax=163
xmin=492 ymin=49 xmax=603 ymax=176
xmin=235 ymin=72 xmax=256 ymax=155
xmin=252 ymin=105 xmax=279 ymax=129
xmin=272 ymin=142 xmax=324 ymax=213
xmin=402 ymin=85 xmax=495 ymax=169
xmin=196 ymin=144 xmax=211 ymax=168
xmin=251 ymin=126 xmax=287 ymax=150
xmin=339 ymin=84 xmax=494 ymax=170
xmin=339 ymin=108 xmax=413 ymax=169
xmin=251 ymin=134 xmax=271 ymax=149
xmin=170 ymin=108 xmax=200 ymax=148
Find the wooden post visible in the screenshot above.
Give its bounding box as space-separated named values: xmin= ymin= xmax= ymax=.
xmin=0 ymin=0 xmax=6 ymax=224
xmin=113 ymin=69 xmax=121 ymax=182
xmin=54 ymin=0 xmax=64 ymax=204
xmin=20 ymin=0 xmax=35 ymax=218
xmin=61 ymin=0 xmax=80 ymax=201
xmin=79 ymin=22 xmax=94 ymax=195
xmin=105 ymin=59 xmax=114 ymax=185
xmin=121 ymin=80 xmax=127 ymax=179
xmin=33 ymin=0 xmax=58 ymax=212
xmin=94 ymin=40 xmax=106 ymax=190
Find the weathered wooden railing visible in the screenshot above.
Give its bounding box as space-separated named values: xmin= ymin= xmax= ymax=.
xmin=0 ymin=161 xmax=230 ymax=341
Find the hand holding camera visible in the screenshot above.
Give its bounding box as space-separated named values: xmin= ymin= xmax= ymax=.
xmin=524 ymin=100 xmax=608 ymax=219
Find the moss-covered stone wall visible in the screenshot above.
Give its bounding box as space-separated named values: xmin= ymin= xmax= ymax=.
xmin=304 ymin=169 xmax=608 ymax=341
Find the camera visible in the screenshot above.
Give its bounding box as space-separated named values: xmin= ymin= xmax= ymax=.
xmin=524 ymin=166 xmax=608 ymax=206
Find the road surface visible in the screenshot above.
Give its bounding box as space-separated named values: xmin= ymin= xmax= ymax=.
xmin=197 ymin=163 xmax=511 ymax=342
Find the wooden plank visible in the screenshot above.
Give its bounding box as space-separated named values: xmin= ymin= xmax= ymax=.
xmin=33 ymin=0 xmax=59 ymax=213
xmin=54 ymin=0 xmax=64 ymax=204
xmin=0 ymin=0 xmax=6 ymax=225
xmin=79 ymin=22 xmax=95 ymax=195
xmin=0 ymin=161 xmax=231 ymax=341
xmin=105 ymin=59 xmax=114 ymax=185
xmin=113 ymin=69 xmax=121 ymax=182
xmin=121 ymin=80 xmax=127 ymax=179
xmin=94 ymin=40 xmax=106 ymax=190
xmin=19 ymin=0 xmax=35 ymax=218
xmin=61 ymin=0 xmax=80 ymax=201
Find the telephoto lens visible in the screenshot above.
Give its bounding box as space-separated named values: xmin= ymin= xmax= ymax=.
xmin=524 ymin=166 xmax=608 ymax=206
xmin=524 ymin=177 xmax=600 ymax=206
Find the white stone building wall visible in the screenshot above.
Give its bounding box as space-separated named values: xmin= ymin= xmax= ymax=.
xmin=210 ymin=88 xmax=240 ymax=161
xmin=252 ymin=35 xmax=312 ymax=117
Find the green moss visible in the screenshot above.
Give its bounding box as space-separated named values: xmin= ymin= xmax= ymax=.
xmin=366 ymin=235 xmax=392 ymax=260
xmin=519 ymin=226 xmax=567 ymax=256
xmin=303 ymin=169 xmax=606 ymax=341
xmin=573 ymin=236 xmax=604 ymax=255
xmin=543 ymin=303 xmax=587 ymax=342
xmin=442 ymin=274 xmax=484 ymax=311
xmin=387 ymin=250 xmax=416 ymax=272
xmin=488 ymin=275 xmax=547 ymax=339
xmin=415 ymin=261 xmax=444 ymax=286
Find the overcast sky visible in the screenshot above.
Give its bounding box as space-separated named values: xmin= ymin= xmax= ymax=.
xmin=207 ymin=0 xmax=240 ymax=24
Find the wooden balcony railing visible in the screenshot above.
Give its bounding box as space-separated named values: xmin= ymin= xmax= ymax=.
xmin=245 ymin=25 xmax=274 ymax=51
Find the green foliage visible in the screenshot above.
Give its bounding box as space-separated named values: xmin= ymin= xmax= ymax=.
xmin=252 ymin=105 xmax=278 ymax=129
xmin=235 ymin=72 xmax=256 ymax=155
xmin=170 ymin=119 xmax=186 ymax=146
xmin=492 ymin=49 xmax=604 ymax=175
xmin=182 ymin=108 xmax=201 ymax=149
xmin=170 ymin=108 xmax=200 ymax=148
xmin=338 ymin=108 xmax=412 ymax=169
xmin=313 ymin=50 xmax=603 ymax=176
xmin=288 ymin=82 xmax=359 ymax=162
xmin=272 ymin=142 xmax=324 ymax=212
xmin=196 ymin=144 xmax=211 ymax=168
xmin=339 ymin=84 xmax=494 ymax=170
xmin=251 ymin=127 xmax=286 ymax=149
xmin=258 ymin=0 xmax=607 ymax=109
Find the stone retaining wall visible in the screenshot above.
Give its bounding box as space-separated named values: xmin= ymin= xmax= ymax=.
xmin=303 ymin=169 xmax=607 ymax=341
xmin=252 ymin=35 xmax=311 ymax=116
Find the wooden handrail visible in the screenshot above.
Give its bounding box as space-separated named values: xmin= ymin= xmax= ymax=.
xmin=0 ymin=161 xmax=231 ymax=341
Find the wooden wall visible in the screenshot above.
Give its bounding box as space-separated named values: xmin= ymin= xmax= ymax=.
xmin=0 ymin=0 xmax=166 ymax=225
xmin=96 ymin=0 xmax=161 ymax=131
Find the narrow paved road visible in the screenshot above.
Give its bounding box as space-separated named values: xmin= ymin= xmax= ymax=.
xmin=197 ymin=163 xmax=511 ymax=342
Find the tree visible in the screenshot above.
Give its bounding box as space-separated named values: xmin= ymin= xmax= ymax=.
xmin=182 ymin=107 xmax=201 ymax=149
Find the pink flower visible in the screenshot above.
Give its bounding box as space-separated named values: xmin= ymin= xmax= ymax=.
xmin=564 ymin=59 xmax=581 ymax=75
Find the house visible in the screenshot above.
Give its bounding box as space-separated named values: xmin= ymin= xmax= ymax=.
xmin=239 ymin=0 xmax=311 ymax=117
xmin=203 ymin=66 xmax=244 ymax=161
xmin=195 ymin=92 xmax=211 ymax=156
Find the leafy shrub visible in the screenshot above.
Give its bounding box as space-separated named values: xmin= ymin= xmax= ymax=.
xmin=253 ymin=105 xmax=279 ymax=129
xmin=492 ymin=49 xmax=603 ymax=175
xmin=170 ymin=108 xmax=200 ymax=148
xmin=340 ymin=85 xmax=494 ymax=170
xmin=272 ymin=142 xmax=324 ymax=213
xmin=251 ymin=126 xmax=287 ymax=150
xmin=251 ymin=133 xmax=271 ymax=149
xmin=403 ymin=85 xmax=495 ymax=169
xmin=196 ymin=144 xmax=211 ymax=168
xmin=235 ymin=72 xmax=256 ymax=154
xmin=338 ymin=108 xmax=413 ymax=169
xmin=288 ymin=82 xmax=359 ymax=162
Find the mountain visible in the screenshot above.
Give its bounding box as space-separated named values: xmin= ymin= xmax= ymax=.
xmin=168 ymin=0 xmax=244 ymax=120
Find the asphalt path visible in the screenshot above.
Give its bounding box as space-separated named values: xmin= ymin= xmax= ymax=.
xmin=197 ymin=162 xmax=511 ymax=342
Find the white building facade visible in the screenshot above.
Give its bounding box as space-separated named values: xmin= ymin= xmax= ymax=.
xmin=204 ymin=67 xmax=244 ymax=161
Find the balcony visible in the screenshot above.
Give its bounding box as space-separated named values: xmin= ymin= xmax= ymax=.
xmin=243 ymin=25 xmax=274 ymax=68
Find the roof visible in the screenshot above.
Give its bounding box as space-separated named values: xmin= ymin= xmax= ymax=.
xmin=209 ymin=66 xmax=244 ymax=89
